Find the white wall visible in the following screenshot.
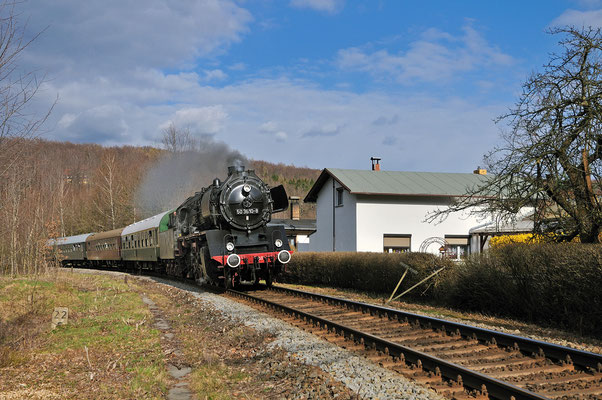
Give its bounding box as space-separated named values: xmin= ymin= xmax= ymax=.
xmin=308 ymin=177 xmax=357 ymax=252
xmin=355 ymin=195 xmax=484 ymax=254
xmin=295 ymin=234 xmax=310 ymax=252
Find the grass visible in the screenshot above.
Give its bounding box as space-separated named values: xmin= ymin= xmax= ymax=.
xmin=189 ymin=364 xmax=248 ymax=399
xmin=0 ymin=270 xmax=170 ymax=399
xmin=1 ymin=270 xmax=359 ymax=399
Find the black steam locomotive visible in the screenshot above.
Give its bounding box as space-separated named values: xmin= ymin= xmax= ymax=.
xmin=171 ymin=165 xmax=292 ymax=288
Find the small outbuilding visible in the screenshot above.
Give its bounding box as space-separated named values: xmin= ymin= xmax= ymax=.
xmin=304 ymin=162 xmax=489 ymax=257
xmin=270 ymin=196 xmax=316 ymax=252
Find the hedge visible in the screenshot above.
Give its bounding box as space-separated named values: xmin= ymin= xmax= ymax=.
xmin=281 ymin=252 xmax=455 ymax=301
xmin=444 ymin=243 xmax=602 ymax=336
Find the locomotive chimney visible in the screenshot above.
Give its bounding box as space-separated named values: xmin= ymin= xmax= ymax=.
xmin=228 ymin=165 xmax=245 ymax=175
xmin=371 ymin=157 xmax=381 ymax=171
xmin=289 ymin=196 xmax=300 ymax=221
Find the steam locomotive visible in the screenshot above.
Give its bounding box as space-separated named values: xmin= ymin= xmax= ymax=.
xmin=49 ymin=165 xmax=293 ymax=288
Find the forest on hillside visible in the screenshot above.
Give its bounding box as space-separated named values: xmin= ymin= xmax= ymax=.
xmin=0 ymin=138 xmax=319 ymax=275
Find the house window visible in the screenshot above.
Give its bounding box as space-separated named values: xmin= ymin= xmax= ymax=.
xmin=383 ymin=234 xmax=411 ymax=253
xmin=445 ymin=236 xmax=470 ymax=260
xmin=336 ymin=187 xmax=344 ymax=206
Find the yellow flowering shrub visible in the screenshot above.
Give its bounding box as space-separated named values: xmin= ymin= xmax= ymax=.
xmin=489 ymin=233 xmax=580 ymax=247
xmin=489 ymin=234 xmax=542 ymax=248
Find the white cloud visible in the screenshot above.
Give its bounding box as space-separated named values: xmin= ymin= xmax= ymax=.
xmin=289 ymin=0 xmax=344 ymax=14
xmin=551 ymin=9 xmax=602 ymax=27
xmin=274 ymin=131 xmax=288 ymax=142
xmin=259 ymin=121 xmax=288 ymax=142
xmin=42 ymin=72 xmax=505 ymax=171
xmin=336 ymin=25 xmax=515 ymax=84
xmin=56 ymin=105 xmax=130 ymax=144
xmin=22 ymin=0 xmax=252 ymax=75
xmin=302 ymin=123 xmax=343 ymax=137
xmin=161 ymin=106 xmax=229 ymax=135
xmin=202 ymin=69 xmax=228 ymax=81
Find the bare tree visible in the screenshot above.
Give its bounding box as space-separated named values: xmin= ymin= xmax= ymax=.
xmin=430 ymin=27 xmax=602 ymax=243
xmin=0 ymin=1 xmax=53 ymax=178
xmin=93 ymin=152 xmax=123 ymax=230
xmin=160 ymin=122 xmax=196 ymax=153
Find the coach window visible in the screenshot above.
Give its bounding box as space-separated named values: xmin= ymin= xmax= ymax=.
xmin=336 ymin=187 xmax=344 ymax=207
xmin=383 ymin=234 xmax=411 ymax=253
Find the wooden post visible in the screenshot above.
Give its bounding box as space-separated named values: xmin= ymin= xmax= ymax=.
xmin=390 ymin=267 xmax=446 ymax=302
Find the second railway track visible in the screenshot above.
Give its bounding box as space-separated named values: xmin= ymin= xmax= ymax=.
xmin=226 ymin=285 xmax=602 ymax=400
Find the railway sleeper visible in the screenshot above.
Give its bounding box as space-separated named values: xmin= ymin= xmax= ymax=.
xmin=412 ymin=338 xmax=480 ymax=351
xmin=526 ymin=371 xmax=602 ymax=386
xmin=488 ymin=363 xmax=574 ymax=379
xmin=447 ymin=349 xmax=519 ymax=364
xmin=538 ymin=384 xmax=602 ymax=399
xmin=430 ymin=383 xmax=471 ymax=399
xmin=468 ymin=356 xmax=543 ymax=371
xmin=381 ymin=330 xmax=445 ymax=342
xmin=432 ymin=344 xmax=491 ymax=357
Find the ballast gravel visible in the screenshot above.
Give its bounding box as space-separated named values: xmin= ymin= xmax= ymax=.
xmin=186 ymin=287 xmax=443 ymax=400
xmin=143 ymin=276 xmax=443 ymax=399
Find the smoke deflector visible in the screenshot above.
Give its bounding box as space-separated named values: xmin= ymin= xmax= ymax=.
xmin=270 ymin=185 xmax=288 ymax=213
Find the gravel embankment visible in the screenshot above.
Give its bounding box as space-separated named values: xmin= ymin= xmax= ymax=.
xmin=148 ymin=277 xmax=443 ymax=400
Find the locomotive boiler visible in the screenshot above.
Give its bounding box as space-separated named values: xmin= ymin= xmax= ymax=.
xmin=172 ymin=165 xmax=292 ymax=287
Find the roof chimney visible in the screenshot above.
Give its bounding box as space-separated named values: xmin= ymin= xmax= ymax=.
xmin=473 ymin=166 xmax=487 ymax=175
xmin=289 ymin=196 xmax=300 ymax=221
xmin=371 ymin=157 xmax=381 ymax=171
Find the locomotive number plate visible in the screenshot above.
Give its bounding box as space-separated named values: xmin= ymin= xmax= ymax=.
xmin=236 ymin=208 xmax=259 ymax=215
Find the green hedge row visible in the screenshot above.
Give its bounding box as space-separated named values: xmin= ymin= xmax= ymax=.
xmin=282 ymin=244 xmax=602 ymax=337
xmin=281 ymin=252 xmax=455 ymax=300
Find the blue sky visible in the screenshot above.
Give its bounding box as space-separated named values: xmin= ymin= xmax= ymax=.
xmin=18 ymin=0 xmax=602 ymax=172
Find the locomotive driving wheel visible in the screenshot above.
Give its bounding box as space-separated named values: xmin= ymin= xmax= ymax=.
xmin=224 ymin=267 xmax=235 ymax=289
xmin=265 ymin=267 xmax=273 ymax=287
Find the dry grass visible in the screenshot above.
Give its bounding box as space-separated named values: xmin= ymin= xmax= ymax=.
xmin=0 ymin=270 xmax=169 ymax=399
xmin=145 ymin=280 xmax=358 ymax=400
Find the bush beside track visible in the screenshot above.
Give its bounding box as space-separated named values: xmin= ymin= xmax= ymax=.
xmin=281 ymin=252 xmax=455 ymax=301
xmin=282 ymin=244 xmax=602 ymax=337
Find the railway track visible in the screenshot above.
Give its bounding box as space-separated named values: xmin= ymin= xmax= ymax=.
xmin=226 ymin=285 xmax=602 ymax=400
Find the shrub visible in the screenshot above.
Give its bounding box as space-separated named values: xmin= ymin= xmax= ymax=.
xmin=446 ymin=243 xmax=602 ymax=336
xmin=282 ymin=252 xmax=455 ymax=300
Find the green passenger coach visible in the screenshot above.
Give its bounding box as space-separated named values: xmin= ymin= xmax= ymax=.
xmin=121 ymin=210 xmax=173 ymax=269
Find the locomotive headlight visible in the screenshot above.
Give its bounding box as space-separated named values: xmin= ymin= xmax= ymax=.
xmin=227 ymin=254 xmax=240 ymax=268
xmin=277 ymin=250 xmax=291 ymax=264
xmin=242 ymin=184 xmax=251 ymax=194
xmin=226 ymin=242 xmax=235 ymax=251
xmin=274 ymin=239 xmax=283 ymax=248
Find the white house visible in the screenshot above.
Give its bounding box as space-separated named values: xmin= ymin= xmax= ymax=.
xmin=304 ymin=164 xmax=490 ymax=256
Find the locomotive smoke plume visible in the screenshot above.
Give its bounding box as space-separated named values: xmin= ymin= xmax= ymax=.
xmin=135 ymin=136 xmax=249 ymax=216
